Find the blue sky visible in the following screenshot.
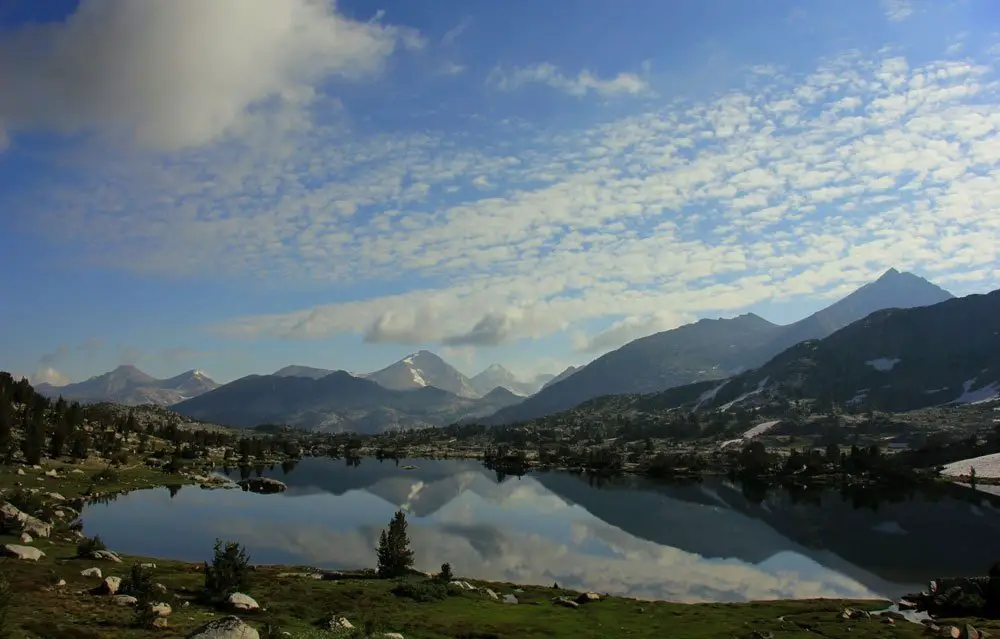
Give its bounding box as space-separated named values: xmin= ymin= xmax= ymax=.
xmin=2 ymin=0 xmax=999 ymax=385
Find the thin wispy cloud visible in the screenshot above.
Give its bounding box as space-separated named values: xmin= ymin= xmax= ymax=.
xmin=488 ymin=63 xmax=651 ymax=97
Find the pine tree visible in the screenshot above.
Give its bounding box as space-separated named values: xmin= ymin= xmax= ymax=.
xmin=376 ymin=509 xmax=415 ymax=578
xmin=0 ymin=393 xmax=13 ymax=464
xmin=21 ymin=401 xmax=45 ymax=466
xmin=50 ymin=415 xmax=69 ymax=459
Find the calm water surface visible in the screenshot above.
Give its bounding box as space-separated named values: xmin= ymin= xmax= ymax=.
xmin=81 ymin=457 xmax=1000 ymax=603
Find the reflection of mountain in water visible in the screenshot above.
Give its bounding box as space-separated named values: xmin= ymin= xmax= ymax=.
xmin=253 ymin=459 xmax=1000 ymax=598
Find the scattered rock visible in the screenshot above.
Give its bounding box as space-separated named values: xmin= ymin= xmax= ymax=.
xmin=91 ymin=549 xmax=123 ymax=563
xmin=0 ymin=503 xmax=28 ymax=523
xmin=1 ymin=544 xmax=44 ymax=561
xmin=484 ymin=588 xmax=499 ymax=600
xmin=449 ymin=580 xmax=476 ymax=591
xmin=46 ymin=492 xmax=66 ymax=501
xmin=153 ymin=583 xmax=168 ymax=595
xmin=322 ymin=615 xmax=354 ymax=631
xmin=150 ymin=602 xmax=172 ymax=618
xmin=553 ymin=597 xmax=579 ymax=609
xmin=841 ymin=607 xmax=871 ymax=620
xmin=44 ymin=469 xmax=58 ymax=478
xmin=375 ymin=634 xmax=404 ymax=639
xmin=576 ymin=592 xmax=601 ymax=604
xmin=151 ymin=617 xmax=169 ymax=629
xmin=19 ymin=533 xmax=32 ymax=544
xmin=55 ymin=579 xmax=66 ymax=587
xmin=114 ymin=595 xmax=138 ymax=606
xmin=141 ymin=563 xmax=157 ymax=569
xmin=503 ymin=594 xmax=518 ymax=604
xmin=227 ymin=592 xmax=259 ymax=611
xmin=81 ymin=567 xmax=103 ymax=578
xmin=71 ymin=469 xmax=85 ymax=475
xmin=101 ymin=576 xmax=122 ymax=595
xmin=236 ymin=477 xmax=287 ymax=494
xmin=15 ymin=468 xmax=24 ymax=476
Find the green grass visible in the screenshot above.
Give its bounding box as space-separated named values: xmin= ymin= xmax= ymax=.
xmin=0 ymin=458 xmax=201 ymax=501
xmin=1 ymin=534 xmax=998 ymax=639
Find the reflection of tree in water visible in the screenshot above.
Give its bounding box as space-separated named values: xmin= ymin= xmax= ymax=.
xmin=238 ymin=465 xmax=252 ymax=481
xmin=280 ymin=459 xmax=298 ymax=475
xmin=167 ymin=484 xmax=182 ymax=499
xmin=254 ymin=464 xmax=265 ymax=477
xmin=346 ymin=456 xmax=361 ymax=468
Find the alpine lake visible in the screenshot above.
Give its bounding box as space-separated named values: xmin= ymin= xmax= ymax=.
xmin=80 ymin=456 xmax=1000 ymax=604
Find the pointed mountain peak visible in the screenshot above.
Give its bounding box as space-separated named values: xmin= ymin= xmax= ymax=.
xmin=878 ymin=267 xmax=902 ymax=280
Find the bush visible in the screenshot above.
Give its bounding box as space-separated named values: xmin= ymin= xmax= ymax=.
xmin=203 ymin=539 xmax=250 ymax=604
xmin=120 ymin=562 xmax=154 ymax=598
xmin=6 ymin=488 xmax=43 ymax=515
xmin=391 ymin=580 xmax=448 ymax=602
xmin=77 ymin=535 xmax=108 ymax=557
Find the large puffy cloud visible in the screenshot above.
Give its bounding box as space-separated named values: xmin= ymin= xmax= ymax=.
xmin=0 ymin=0 xmax=418 ymax=150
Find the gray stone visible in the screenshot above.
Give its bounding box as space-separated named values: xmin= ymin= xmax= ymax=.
xmin=1 ymin=544 xmax=44 ymax=561
xmin=187 ymin=616 xmax=260 ymax=639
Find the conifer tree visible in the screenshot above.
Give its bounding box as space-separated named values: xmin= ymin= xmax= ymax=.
xmin=0 ymin=393 xmax=13 ymax=464
xmin=376 ymin=509 xmax=415 ymax=578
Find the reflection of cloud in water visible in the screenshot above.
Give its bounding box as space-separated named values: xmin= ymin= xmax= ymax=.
xmin=226 ymin=514 xmax=879 ymax=603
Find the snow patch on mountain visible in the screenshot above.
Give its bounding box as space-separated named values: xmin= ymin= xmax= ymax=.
xmin=951 ymin=379 xmax=1000 ymax=405
xmin=865 ymin=358 xmax=900 ymax=372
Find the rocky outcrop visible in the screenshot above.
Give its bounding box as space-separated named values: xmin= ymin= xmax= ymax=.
xmin=903 ymin=576 xmax=1000 ymax=619
xmin=187 ymin=616 xmax=260 ymax=639
xmin=237 ymin=477 xmax=287 ymax=494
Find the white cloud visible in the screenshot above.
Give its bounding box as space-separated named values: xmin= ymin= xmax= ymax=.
xmin=10 ymin=42 xmax=1000 ymax=353
xmin=31 ymin=367 xmax=69 ymax=386
xmin=0 ymin=0 xmax=417 ymax=150
xmin=488 ymin=63 xmax=650 ymax=97
xmin=880 ymin=0 xmax=917 ymax=22
xmin=574 ymin=312 xmax=695 ymax=353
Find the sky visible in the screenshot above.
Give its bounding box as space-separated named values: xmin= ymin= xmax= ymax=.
xmin=2 ymin=0 xmax=1000 ymax=386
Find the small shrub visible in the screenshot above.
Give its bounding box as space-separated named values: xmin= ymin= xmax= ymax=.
xmin=203 ymin=539 xmax=250 ymax=604
xmin=77 ymin=535 xmax=107 ymax=557
xmin=6 ymin=488 xmax=43 ymax=515
xmin=110 ymin=451 xmax=129 ymax=467
xmin=391 ymin=580 xmax=448 ymax=603
xmin=120 ymin=562 xmax=154 ymax=598
xmin=438 ymin=562 xmax=454 ymax=582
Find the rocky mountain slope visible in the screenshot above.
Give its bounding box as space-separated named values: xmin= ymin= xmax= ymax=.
xmin=35 ymin=365 xmax=219 ymax=406
xmin=170 ymin=370 xmax=522 ymax=433
xmin=588 ymin=286 xmax=1000 ymax=415
xmin=542 ymin=366 xmax=579 ymax=390
xmin=487 ymin=269 xmax=953 ymax=424
xmin=362 ymin=351 xmax=479 ymax=398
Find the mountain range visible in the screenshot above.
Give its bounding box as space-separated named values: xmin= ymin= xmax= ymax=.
xmin=170 ymin=370 xmax=522 ymax=433
xmin=35 ymin=365 xmax=219 ymax=406
xmin=30 ymin=268 xmax=962 ymax=429
xmin=485 ymin=269 xmax=954 ymax=424
xmin=609 ymin=285 xmax=1000 ymax=415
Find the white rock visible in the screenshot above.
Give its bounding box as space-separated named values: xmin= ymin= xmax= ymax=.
xmin=113 ymin=595 xmax=138 ymax=606
xmin=44 ymin=469 xmax=58 ymax=478
xmin=150 ymin=602 xmax=172 ymax=617
xmin=81 ymin=567 xmax=102 ymax=578
xmin=485 ymin=588 xmax=499 ymax=600
xmin=46 ymin=492 xmax=66 ymax=501
xmin=1 ymin=544 xmax=44 ymax=561
xmin=188 ymin=615 xmax=261 ymax=639
xmin=227 ymin=592 xmax=259 ymax=611
xmin=92 ymin=549 xmax=122 ymax=563
xmin=21 ymin=517 xmax=52 ymax=538
xmin=328 ymin=616 xmax=353 ymax=630
xmin=15 ymin=468 xmax=24 ymax=476
xmin=19 ymin=533 xmax=32 ymax=544
xmin=0 ymin=503 xmax=28 ymax=522
xmin=102 ymin=576 xmax=122 ymax=595
xmin=377 ymin=634 xmax=405 ymax=639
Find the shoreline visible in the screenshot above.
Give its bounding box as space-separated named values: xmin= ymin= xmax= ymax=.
xmin=2 ymin=458 xmax=997 ymax=638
